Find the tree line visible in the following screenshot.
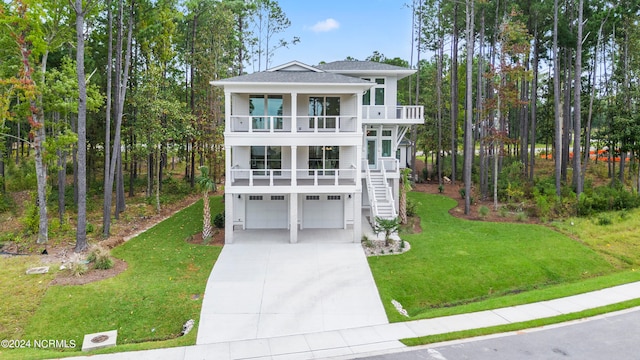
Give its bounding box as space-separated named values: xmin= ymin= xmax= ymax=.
xmin=0 ymin=0 xmax=297 ymax=251
xmin=405 ymin=0 xmax=640 ymax=215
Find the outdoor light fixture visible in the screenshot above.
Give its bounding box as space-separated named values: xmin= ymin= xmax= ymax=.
xmin=237 ymin=194 xmax=241 ymax=199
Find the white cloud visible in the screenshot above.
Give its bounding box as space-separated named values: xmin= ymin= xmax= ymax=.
xmin=310 ymin=18 xmax=340 ymax=33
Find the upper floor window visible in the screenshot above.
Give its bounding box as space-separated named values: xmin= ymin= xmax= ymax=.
xmin=250 ymin=95 xmax=283 ymax=130
xmin=309 ymin=96 xmax=340 ymax=129
xmin=362 ymin=78 xmax=385 ymax=106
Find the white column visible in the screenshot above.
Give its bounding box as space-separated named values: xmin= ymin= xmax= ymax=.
xmin=225 ymin=145 xmax=231 ymax=188
xmin=353 ymin=192 xmax=362 ymax=243
xmin=224 ymin=91 xmax=231 ymax=132
xmin=291 ymin=145 xmax=297 ymax=186
xmin=225 ymin=192 xmax=234 ymax=244
xmin=291 ymin=92 xmax=298 ymax=133
xmin=356 ymin=144 xmax=362 ymax=190
xmin=290 ymin=193 xmax=298 ymax=243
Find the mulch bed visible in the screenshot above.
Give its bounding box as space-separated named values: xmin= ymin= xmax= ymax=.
xmin=186 ymin=229 xmax=225 ymax=247
xmin=50 ymin=258 xmax=128 ymax=286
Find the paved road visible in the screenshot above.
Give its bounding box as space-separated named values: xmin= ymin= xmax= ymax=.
xmin=358 ymin=308 xmax=640 ymax=360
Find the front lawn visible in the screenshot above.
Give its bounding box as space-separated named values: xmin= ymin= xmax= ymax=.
xmin=369 ymin=192 xmax=618 ymax=322
xmin=1 ymin=197 xmax=223 ymax=360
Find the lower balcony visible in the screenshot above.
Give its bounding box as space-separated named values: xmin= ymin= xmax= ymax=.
xmin=229 ymin=167 xmax=357 ymax=187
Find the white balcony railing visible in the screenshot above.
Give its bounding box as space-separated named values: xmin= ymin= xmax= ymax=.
xmin=228 ymin=115 xmax=357 ymax=133
xmin=229 ymin=167 xmax=357 ymax=187
xmin=296 ymin=116 xmax=357 ymax=133
xmin=362 ymin=105 xmax=424 ymax=122
xmin=295 ymin=168 xmax=357 ymax=186
xmin=229 ymin=116 xmax=292 ymax=133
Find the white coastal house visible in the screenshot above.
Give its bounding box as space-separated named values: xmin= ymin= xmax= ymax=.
xmin=212 ymin=60 xmax=423 ymax=244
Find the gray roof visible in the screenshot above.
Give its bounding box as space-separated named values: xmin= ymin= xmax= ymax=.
xmin=215 ymin=69 xmax=372 ymax=85
xmin=315 ymin=61 xmax=412 ymax=72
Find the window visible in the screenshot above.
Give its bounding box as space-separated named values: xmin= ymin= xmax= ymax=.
xmin=327 ymin=195 xmax=341 ymax=200
xmin=382 ymin=129 xmax=393 ymax=157
xmin=251 ymin=146 xmax=281 ymax=175
xmin=309 ymin=146 xmax=339 ymax=175
xmin=306 ymin=195 xmax=320 ymax=200
xmin=309 ymin=96 xmax=340 ymax=129
xmin=271 ymin=195 xmax=285 ymax=200
xmin=249 ymin=195 xmax=263 ymax=200
xmin=382 ymin=140 xmax=392 ymax=157
xmin=250 ymin=95 xmax=283 ymax=130
xmin=362 ymin=78 xmax=385 ymax=106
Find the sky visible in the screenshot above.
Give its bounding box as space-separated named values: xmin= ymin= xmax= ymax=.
xmin=257 ymin=0 xmax=416 ymax=70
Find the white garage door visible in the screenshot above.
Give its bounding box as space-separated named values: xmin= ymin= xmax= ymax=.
xmin=303 ymin=195 xmax=344 ymax=229
xmin=246 ymin=195 xmax=288 ymax=229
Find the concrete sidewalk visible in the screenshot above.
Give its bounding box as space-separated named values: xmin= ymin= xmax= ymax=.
xmin=64 ymin=281 xmax=640 ymax=360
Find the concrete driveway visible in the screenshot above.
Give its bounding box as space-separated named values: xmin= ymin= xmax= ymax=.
xmin=196 ymin=239 xmax=389 ymax=344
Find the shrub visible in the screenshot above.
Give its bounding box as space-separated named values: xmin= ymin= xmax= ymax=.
xmin=458 ymin=188 xmax=466 ymax=199
xmin=20 ymin=198 xmax=39 ymax=235
xmin=534 ymin=193 xmax=552 ymax=219
xmin=596 ymin=215 xmax=613 ymax=226
xmin=65 ymin=253 xmax=89 ymax=277
xmin=87 ymin=245 xmax=114 ymax=270
xmin=406 ymin=198 xmax=420 ymax=217
xmin=6 ymin=159 xmax=38 ymax=192
xmin=577 ymin=185 xmax=640 ymax=216
xmin=438 ymin=184 xmax=444 ymax=193
xmin=478 ymin=205 xmax=489 ymax=218
xmin=0 ymin=191 xmax=12 ymax=214
xmin=515 ymin=211 xmax=528 ymax=222
xmin=498 ymin=206 xmax=508 ymax=217
xmin=213 ymin=211 xmax=225 ymax=229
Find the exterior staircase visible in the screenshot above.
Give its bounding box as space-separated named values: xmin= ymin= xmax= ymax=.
xmin=366 ymin=170 xmax=397 ymax=222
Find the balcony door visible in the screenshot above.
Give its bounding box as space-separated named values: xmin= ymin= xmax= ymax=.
xmin=250 ymin=95 xmax=283 ymax=130
xmin=309 ymin=96 xmax=340 ymax=130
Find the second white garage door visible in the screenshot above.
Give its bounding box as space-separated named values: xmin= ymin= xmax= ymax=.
xmin=303 ymin=194 xmax=344 ymax=229
xmin=246 ymin=195 xmax=288 ymax=229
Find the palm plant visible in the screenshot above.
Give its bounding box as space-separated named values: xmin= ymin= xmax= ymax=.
xmin=399 ymin=168 xmax=413 ymax=224
xmin=374 ymin=216 xmax=400 ymax=247
xmin=196 ymin=166 xmax=216 ymax=241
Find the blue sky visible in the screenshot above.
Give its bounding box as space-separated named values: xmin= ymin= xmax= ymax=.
xmin=263 ymin=0 xmax=415 ymax=69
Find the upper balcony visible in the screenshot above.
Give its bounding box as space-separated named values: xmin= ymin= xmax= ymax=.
xmin=228 ymin=115 xmax=358 ymax=134
xmin=362 ymin=105 xmax=424 ymax=125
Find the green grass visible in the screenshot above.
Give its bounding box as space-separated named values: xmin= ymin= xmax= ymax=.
xmin=369 ymin=192 xmax=616 ymax=322
xmin=0 ymin=257 xmax=57 ymax=340
xmin=401 ymin=298 xmax=640 ymax=346
xmin=0 ymin=197 xmax=223 ymax=360
xmin=553 ymin=208 xmax=640 ymax=269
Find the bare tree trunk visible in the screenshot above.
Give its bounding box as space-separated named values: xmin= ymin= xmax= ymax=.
xmin=477 ymin=8 xmax=486 ymax=199
xmin=450 ymin=2 xmax=459 ymax=184
xmin=103 ymin=0 xmax=134 ymax=237
xmin=463 ymin=0 xmax=474 ymax=214
xmin=103 ymin=0 xmax=113 ymax=234
xmin=561 ymin=49 xmax=571 ymax=183
xmin=57 ymin=149 xmax=66 ymax=224
xmin=436 ymin=4 xmax=444 ymax=186
xmin=572 ymin=0 xmax=583 ymax=198
xmin=584 ymin=18 xmax=606 ymax=182
xmin=529 ymin=33 xmax=539 ymax=181
xmin=553 ymin=0 xmax=562 ymax=196
xmin=73 ymin=0 xmax=94 ymax=252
